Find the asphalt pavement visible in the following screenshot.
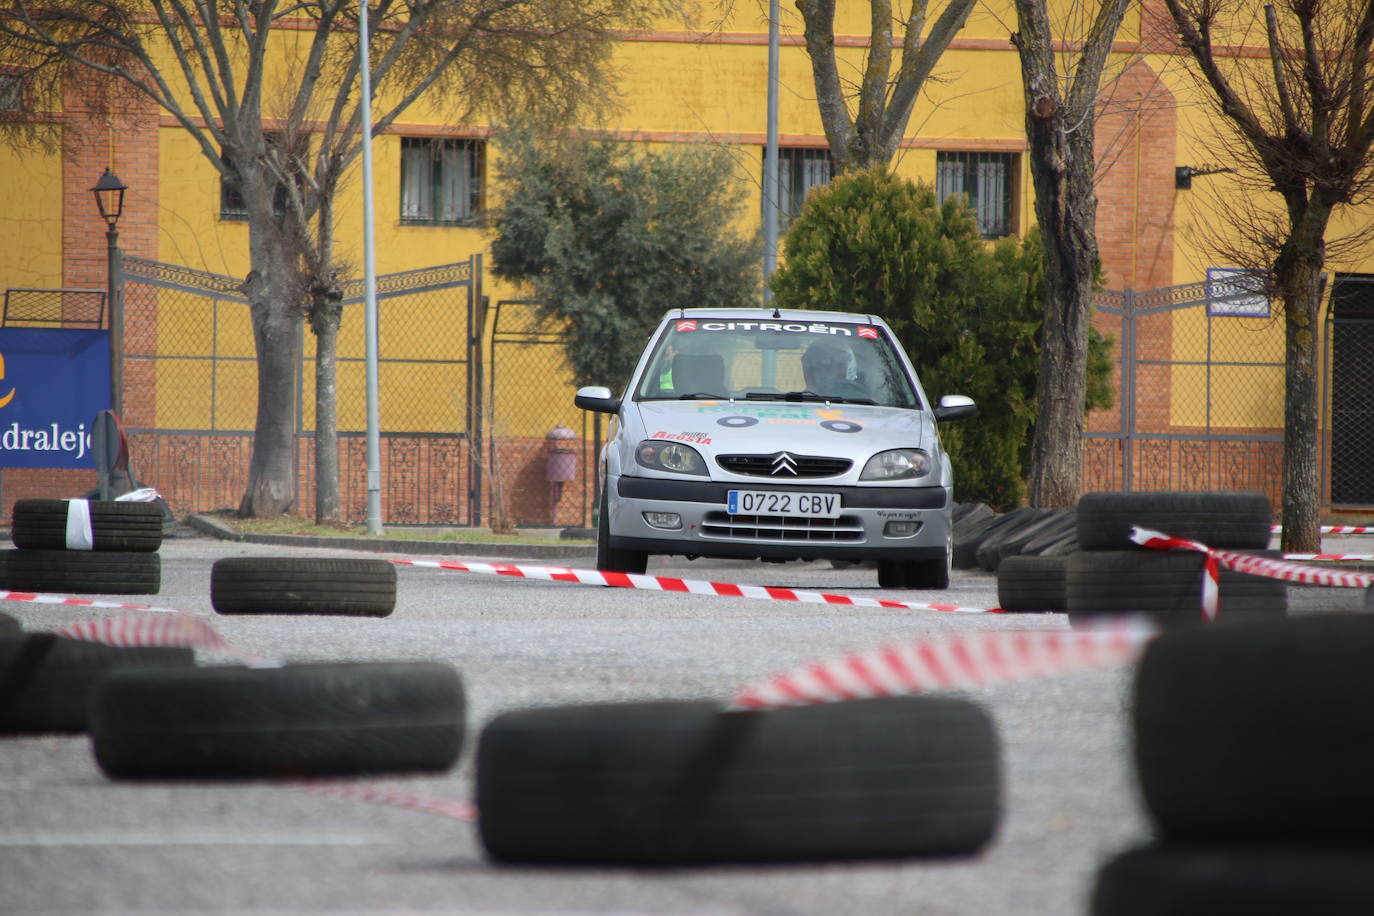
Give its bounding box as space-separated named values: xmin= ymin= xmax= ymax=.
xmin=0 ymin=528 xmax=1367 ymax=915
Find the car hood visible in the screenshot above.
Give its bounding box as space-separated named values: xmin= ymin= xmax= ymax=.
xmin=628 ymin=399 xmax=930 ymax=462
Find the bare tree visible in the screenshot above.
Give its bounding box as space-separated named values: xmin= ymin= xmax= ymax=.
xmin=1009 ymin=0 xmax=1131 ymax=508
xmin=795 ymin=0 xmax=976 ymax=173
xmin=0 ymin=0 xmax=676 ymax=519
xmin=1161 ymin=0 xmax=1374 ymax=552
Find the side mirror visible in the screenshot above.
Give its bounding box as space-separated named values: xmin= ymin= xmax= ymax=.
xmin=933 ymin=394 xmax=977 ymax=422
xmin=575 ymin=385 xmax=621 ymax=414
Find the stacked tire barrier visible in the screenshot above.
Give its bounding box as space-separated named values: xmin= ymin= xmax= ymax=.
xmin=1064 ymin=492 xmax=1286 ymax=629
xmin=1092 ymin=615 xmax=1374 ymax=912
xmin=3 ymin=498 xmax=163 ymax=595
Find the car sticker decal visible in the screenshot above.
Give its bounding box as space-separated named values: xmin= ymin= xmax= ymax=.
xmin=652 ymin=430 xmax=713 ymax=444
xmin=675 ymin=320 xmax=697 ymax=332
xmin=820 ymin=419 xmax=863 ymax=433
xmin=716 ymin=415 xmax=759 ymax=428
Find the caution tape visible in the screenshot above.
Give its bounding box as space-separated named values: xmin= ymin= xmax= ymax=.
xmin=1282 ymin=553 xmax=1374 ymax=562
xmin=729 ymin=617 xmax=1158 ymax=709
xmin=1133 ymin=525 xmax=1374 ymax=599
xmin=388 ymin=558 xmax=1004 ymax=615
xmin=1272 ymin=524 xmax=1374 ymax=534
xmin=292 ymin=780 xmax=477 ymax=822
xmin=0 ymin=590 xmax=275 ymax=665
xmin=52 ymin=613 xmax=277 ymax=666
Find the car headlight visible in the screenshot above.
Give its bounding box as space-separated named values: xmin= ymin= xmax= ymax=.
xmin=635 ymin=440 xmax=708 ymax=476
xmin=860 ymin=448 xmax=932 ymax=481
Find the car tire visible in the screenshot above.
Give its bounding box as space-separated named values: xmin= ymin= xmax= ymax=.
xmin=1092 ymin=844 xmax=1374 ymax=916
xmin=0 ymin=549 xmax=161 ymax=595
xmin=1133 ymin=615 xmax=1374 ymax=845
xmin=476 ymin=696 xmax=1001 ymax=864
xmin=210 ymin=557 xmax=397 ymax=616
xmin=1065 ymin=549 xmax=1286 ymax=628
xmin=0 ymin=612 xmax=19 ymax=634
xmin=997 ymin=555 xmax=1066 ymax=612
xmin=0 ymin=634 xmax=195 ymax=734
xmin=11 ymin=498 xmax=164 ymax=552
xmin=90 ymin=661 xmax=465 ymax=779
xmin=1076 ymin=491 xmax=1273 ymax=551
xmin=596 ymin=488 xmax=648 ymax=576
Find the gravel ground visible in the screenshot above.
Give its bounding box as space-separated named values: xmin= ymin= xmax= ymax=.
xmin=0 ymin=529 xmax=1366 ymax=915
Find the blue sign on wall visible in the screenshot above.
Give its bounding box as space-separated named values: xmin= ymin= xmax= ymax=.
xmin=0 ymin=328 xmax=110 ymax=469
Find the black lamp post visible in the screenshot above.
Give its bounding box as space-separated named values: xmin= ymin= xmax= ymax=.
xmin=91 ymin=168 xmax=127 ymax=416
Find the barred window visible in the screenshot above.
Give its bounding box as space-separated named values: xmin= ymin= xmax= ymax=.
xmin=936 ymin=151 xmax=1017 ymax=238
xmin=763 ymin=147 xmax=833 ymax=227
xmin=0 ymin=73 xmax=24 ymax=112
xmin=400 ymin=137 xmax=484 ymax=225
xmin=220 ymin=134 xmax=300 ymax=222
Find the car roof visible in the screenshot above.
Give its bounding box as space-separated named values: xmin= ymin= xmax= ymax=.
xmin=665 ymin=307 xmax=888 ymax=327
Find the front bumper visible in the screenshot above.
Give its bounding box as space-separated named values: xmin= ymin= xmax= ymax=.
xmin=607 ymin=474 xmax=951 ymax=562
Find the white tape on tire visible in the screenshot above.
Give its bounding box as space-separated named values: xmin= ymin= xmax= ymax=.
xmin=64 ymin=499 xmax=94 ymax=550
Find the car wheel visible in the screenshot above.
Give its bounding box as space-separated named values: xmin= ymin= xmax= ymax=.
xmin=876 ymin=559 xmax=909 ymax=589
xmin=596 ymin=488 xmax=648 ymax=576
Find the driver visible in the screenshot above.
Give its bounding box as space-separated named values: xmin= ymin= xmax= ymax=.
xmin=802 ymin=341 xmax=856 ymax=392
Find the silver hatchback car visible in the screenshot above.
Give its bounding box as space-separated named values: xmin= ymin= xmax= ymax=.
xmin=575 ymin=308 xmax=976 ymax=589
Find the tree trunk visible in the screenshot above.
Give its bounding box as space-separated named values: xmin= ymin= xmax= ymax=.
xmin=311 ymin=289 xmax=342 ymax=525
xmin=1023 ymin=90 xmax=1099 ymax=508
xmin=238 ymin=177 xmax=304 ymax=519
xmin=1276 ymin=227 xmax=1328 ymax=554
xmin=239 ymin=271 xmax=302 ymax=517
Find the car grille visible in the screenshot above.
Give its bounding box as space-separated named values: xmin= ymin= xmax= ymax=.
xmin=716 ymin=452 xmax=852 ymax=478
xmin=700 ymin=512 xmax=864 ymax=542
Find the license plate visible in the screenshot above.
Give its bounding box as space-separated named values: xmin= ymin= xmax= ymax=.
xmin=726 ymin=490 xmax=841 ymax=518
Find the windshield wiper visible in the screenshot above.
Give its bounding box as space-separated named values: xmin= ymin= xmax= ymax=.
xmin=677 ymin=392 xmax=727 ymax=400
xmin=779 ymin=390 xmax=878 ymax=405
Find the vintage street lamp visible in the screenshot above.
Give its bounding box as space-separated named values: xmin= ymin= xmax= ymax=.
xmin=91 ymin=168 xmax=127 ymax=415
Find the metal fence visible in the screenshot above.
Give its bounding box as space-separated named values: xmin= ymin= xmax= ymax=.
xmin=1084 ymin=279 xmax=1286 ymax=509
xmin=9 ymin=263 xmax=1354 ymax=520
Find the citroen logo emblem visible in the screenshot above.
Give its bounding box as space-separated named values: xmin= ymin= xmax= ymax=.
xmin=771 ymin=452 xmax=799 ymax=476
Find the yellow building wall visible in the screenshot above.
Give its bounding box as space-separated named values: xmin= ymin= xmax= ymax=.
xmin=0 ymin=147 xmax=63 ymax=290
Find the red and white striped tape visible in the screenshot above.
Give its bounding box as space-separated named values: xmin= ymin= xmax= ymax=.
xmin=730 ymin=617 xmax=1158 ymax=709
xmin=1282 ymin=553 xmax=1374 ymax=562
xmin=1133 ymin=525 xmax=1374 ymax=593
xmin=292 ymin=780 xmax=477 ymax=822
xmin=0 ymin=590 xmax=197 ymax=616
xmin=388 ymin=558 xmax=1004 ymax=614
xmin=53 ymin=613 xmax=276 ymax=666
xmin=1273 ymin=524 xmax=1374 ymax=534
xmin=1128 ymin=528 xmax=1223 ymax=620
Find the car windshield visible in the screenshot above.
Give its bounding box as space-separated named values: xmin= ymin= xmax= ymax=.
xmin=633 ymin=318 xmax=922 ymax=409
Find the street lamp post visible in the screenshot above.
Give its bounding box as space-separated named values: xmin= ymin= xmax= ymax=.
xmin=91 ymin=168 xmax=127 ymax=417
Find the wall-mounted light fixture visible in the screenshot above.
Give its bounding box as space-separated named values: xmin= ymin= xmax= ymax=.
xmin=1176 ymin=165 xmax=1235 ymax=190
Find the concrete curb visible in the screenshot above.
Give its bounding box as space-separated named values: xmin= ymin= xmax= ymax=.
xmin=186 ymin=514 xmax=597 ymax=560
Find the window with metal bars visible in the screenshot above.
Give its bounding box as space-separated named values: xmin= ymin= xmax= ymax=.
xmin=0 ymin=73 xmax=24 ymax=112
xmin=762 ymin=147 xmax=833 ymax=228
xmin=400 ymin=137 xmax=484 ymax=225
xmin=935 ymin=151 xmax=1016 ymax=238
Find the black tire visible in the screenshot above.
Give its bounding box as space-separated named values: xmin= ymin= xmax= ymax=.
xmin=0 ymin=611 xmax=19 ymax=634
xmin=1076 ymin=491 xmax=1272 ymax=551
xmin=91 ymin=661 xmax=465 ymax=779
xmin=1092 ymin=844 xmax=1374 ymax=916
xmin=11 ymin=498 xmax=164 ymax=552
xmin=1065 ymin=549 xmax=1286 ymax=629
xmin=976 ymin=508 xmax=1054 ymax=572
xmin=997 ymin=555 xmax=1066 ymax=612
xmin=0 ymin=549 xmax=160 ymax=595
xmin=210 ymin=557 xmax=396 ymax=616
xmin=1133 ymin=615 xmax=1374 ymax=845
xmin=476 ymin=696 xmax=1001 ymax=864
xmin=879 ymin=550 xmax=951 ymax=590
xmin=596 ymin=489 xmax=647 ymax=576
xmin=0 ymin=634 xmax=194 ymax=733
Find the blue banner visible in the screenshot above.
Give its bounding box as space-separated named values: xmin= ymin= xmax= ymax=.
xmin=0 ymin=328 xmax=110 ymax=469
